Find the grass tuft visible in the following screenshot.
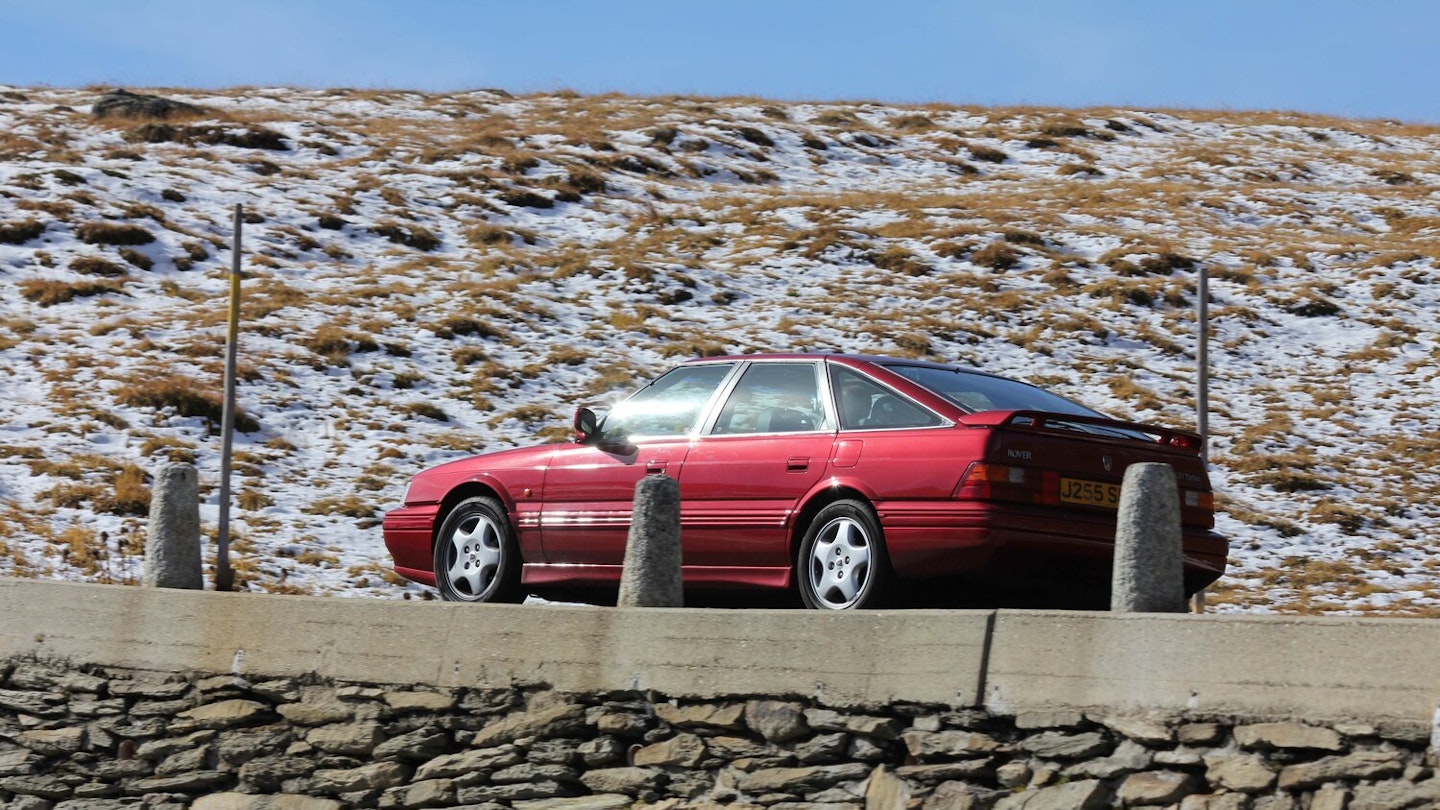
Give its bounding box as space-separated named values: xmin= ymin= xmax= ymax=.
xmin=75 ymin=221 xmax=154 ymax=246
xmin=369 ymin=221 xmax=440 ymax=251
xmin=70 ymin=256 xmax=129 ymax=277
xmin=116 ymin=374 xmax=260 ymax=433
xmin=0 ymin=219 xmax=45 ymax=244
xmin=19 ymin=279 xmax=125 ymax=305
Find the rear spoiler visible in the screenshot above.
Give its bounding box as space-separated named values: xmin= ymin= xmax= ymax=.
xmin=956 ymin=410 xmax=1203 ymax=451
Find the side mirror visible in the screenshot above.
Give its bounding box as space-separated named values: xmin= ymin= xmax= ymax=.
xmin=573 ymin=407 xmax=599 ymax=444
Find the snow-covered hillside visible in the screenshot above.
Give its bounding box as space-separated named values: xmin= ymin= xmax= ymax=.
xmin=2 ymin=86 xmax=1438 ymax=613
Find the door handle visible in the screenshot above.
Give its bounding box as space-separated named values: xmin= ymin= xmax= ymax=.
xmin=786 ymin=456 xmax=810 ymax=472
xmin=645 ymin=461 xmax=669 ymax=475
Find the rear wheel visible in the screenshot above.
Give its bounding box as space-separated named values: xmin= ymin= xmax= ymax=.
xmin=432 ymin=496 xmax=521 ymax=603
xmin=798 ymin=500 xmax=890 ymax=610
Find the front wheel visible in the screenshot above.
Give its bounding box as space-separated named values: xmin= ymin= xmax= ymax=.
xmin=432 ymin=496 xmax=521 ymax=603
xmin=797 ymin=500 xmax=890 ymax=610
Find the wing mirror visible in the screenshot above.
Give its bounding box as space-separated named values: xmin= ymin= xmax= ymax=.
xmin=573 ymin=407 xmax=600 ymax=444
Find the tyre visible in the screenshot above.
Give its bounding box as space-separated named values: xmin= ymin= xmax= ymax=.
xmin=797 ymin=499 xmax=890 ymax=610
xmin=432 ymin=496 xmax=521 ymax=603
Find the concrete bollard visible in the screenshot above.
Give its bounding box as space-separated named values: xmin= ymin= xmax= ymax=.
xmin=143 ymin=463 xmax=203 ymax=589
xmin=1111 ymin=462 xmax=1186 ymax=613
xmin=617 ymin=474 xmax=683 ymax=608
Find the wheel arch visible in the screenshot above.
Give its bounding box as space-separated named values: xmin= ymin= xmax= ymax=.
xmin=789 ymin=478 xmax=881 ymax=565
xmin=433 ymin=480 xmax=512 ymax=550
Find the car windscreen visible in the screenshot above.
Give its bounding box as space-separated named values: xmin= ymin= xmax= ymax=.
xmin=882 ymin=365 xmax=1103 ymax=418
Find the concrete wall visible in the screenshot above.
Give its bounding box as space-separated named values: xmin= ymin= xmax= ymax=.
xmin=3 ymin=578 xmax=1439 ymax=725
xmin=0 ymin=579 xmax=990 ymax=709
xmin=984 ymin=610 xmax=1440 ymax=725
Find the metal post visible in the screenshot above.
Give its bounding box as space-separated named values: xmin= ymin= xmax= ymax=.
xmin=1197 ymin=264 xmax=1209 ymax=463
xmin=1192 ymin=263 xmax=1210 ymax=614
xmin=216 ymin=204 xmax=242 ymax=591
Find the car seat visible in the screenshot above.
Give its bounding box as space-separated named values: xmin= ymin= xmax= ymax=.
xmin=840 ymin=384 xmax=872 ymax=428
xmin=866 ymin=395 xmax=905 ymax=427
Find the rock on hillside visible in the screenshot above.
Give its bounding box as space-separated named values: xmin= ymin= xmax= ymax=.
xmin=0 ymin=86 xmax=1438 ymax=613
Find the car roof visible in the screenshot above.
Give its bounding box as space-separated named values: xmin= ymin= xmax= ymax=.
xmin=681 ymin=352 xmax=1002 ymax=380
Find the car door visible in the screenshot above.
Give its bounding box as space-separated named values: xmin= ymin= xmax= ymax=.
xmin=676 ymin=361 xmax=836 ymax=568
xmin=827 ymin=363 xmax=952 ymax=497
xmin=538 ymin=362 xmax=737 ymax=565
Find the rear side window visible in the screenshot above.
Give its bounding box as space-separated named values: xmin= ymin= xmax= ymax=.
xmin=832 ymin=367 xmax=942 ymax=430
xmin=884 ymin=365 xmax=1101 ymax=417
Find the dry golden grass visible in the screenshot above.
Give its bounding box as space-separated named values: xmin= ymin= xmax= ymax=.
xmin=116 ymin=373 xmax=260 ymax=433
xmin=20 ymin=278 xmax=127 ymax=305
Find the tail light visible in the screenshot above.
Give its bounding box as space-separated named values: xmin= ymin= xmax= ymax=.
xmin=955 ymin=462 xmax=1059 ymax=506
xmin=1165 ymin=434 xmax=1200 ymax=450
xmin=1182 ymin=488 xmax=1216 ymax=528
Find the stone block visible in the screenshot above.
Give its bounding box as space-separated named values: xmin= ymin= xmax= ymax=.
xmin=514 ymin=797 xmax=635 ymax=810
xmin=655 ymin=702 xmax=747 ymax=731
xmin=1204 ymin=753 xmax=1277 ymax=793
xmin=471 ymin=702 xmax=587 ymax=747
xmin=632 ymin=733 xmax=705 ymax=767
xmin=305 ymin=721 xmax=385 ymax=756
xmin=735 ymin=764 xmax=870 ymax=794
xmin=414 ymin=745 xmax=523 ymax=780
xmin=1017 ymin=731 xmax=1110 ymax=759
xmin=1177 ymin=723 xmax=1225 ymax=746
xmin=17 ymin=727 xmax=86 ymax=756
xmin=746 ymin=700 xmax=810 ymax=743
xmin=309 ymin=760 xmax=409 ymax=794
xmin=1091 ymin=713 xmax=1175 ymax=745
xmin=1278 ymin=750 xmax=1404 ymax=791
xmin=1117 ymin=770 xmax=1197 ymax=805
xmin=864 ymin=765 xmax=910 ymax=810
xmin=993 ymin=779 xmax=1109 ymax=809
xmin=578 ymin=766 xmax=666 ymax=795
xmin=1233 ymin=722 xmax=1344 ymax=752
xmin=179 ymin=699 xmax=270 ymax=729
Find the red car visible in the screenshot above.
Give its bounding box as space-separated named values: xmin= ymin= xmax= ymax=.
xmin=383 ymin=354 xmax=1226 ymax=609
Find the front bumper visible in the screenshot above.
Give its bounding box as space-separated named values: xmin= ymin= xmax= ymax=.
xmin=382 ymin=503 xmax=442 ymax=586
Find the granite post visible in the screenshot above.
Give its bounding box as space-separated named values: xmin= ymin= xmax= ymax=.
xmin=1111 ymin=462 xmax=1186 ymax=613
xmin=143 ymin=462 xmax=203 ymax=589
xmin=617 ymin=474 xmax=683 ymax=607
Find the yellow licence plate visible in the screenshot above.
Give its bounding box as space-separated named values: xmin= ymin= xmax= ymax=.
xmin=1059 ymin=477 xmax=1121 ymax=509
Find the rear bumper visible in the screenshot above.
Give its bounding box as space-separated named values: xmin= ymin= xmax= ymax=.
xmin=878 ymin=500 xmax=1227 ymax=589
xmin=382 ymin=504 xmax=441 ymax=586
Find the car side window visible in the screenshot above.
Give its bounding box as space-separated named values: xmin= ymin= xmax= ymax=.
xmin=712 ymin=362 xmax=827 ymax=434
xmin=832 ymin=367 xmax=941 ymax=430
xmin=602 ymin=364 xmax=735 ymax=439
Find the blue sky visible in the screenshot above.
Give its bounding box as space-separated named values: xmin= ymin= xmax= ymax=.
xmin=6 ymin=1 xmax=1438 ymax=123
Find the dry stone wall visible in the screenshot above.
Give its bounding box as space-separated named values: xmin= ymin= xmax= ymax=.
xmin=2 ymin=657 xmax=1438 ymax=810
